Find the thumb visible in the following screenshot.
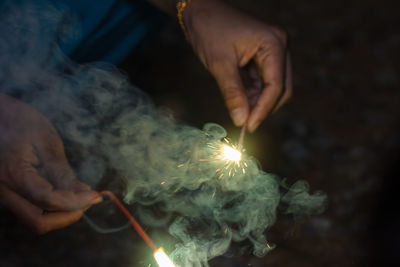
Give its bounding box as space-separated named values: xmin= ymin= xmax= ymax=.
xmin=0 ymin=183 xmax=87 ymax=234
xmin=209 ymin=59 xmax=249 ymax=126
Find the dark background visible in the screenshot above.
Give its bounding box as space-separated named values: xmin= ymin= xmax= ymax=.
xmin=1 ymin=0 xmax=399 ymax=266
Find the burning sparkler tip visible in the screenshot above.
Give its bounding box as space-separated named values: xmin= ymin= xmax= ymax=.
xmin=221 ymin=144 xmax=242 ymax=162
xmin=154 ymin=247 xmax=176 ymax=267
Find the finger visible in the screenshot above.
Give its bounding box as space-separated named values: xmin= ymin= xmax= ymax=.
xmin=247 ymin=44 xmax=285 ymax=132
xmin=35 ymin=135 xmax=86 ymax=191
xmin=246 ymin=62 xmax=264 ymax=108
xmin=0 ymin=183 xmax=86 ymax=234
xmin=10 ymin=159 xmax=101 ymax=211
xmin=272 ymin=52 xmax=293 ymax=113
xmin=209 ymin=58 xmax=249 ymax=126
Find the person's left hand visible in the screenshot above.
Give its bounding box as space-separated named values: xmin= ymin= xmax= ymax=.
xmin=183 ymin=0 xmax=292 ymax=132
xmin=0 ymin=93 xmax=102 ymax=234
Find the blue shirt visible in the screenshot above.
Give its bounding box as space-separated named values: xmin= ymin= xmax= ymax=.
xmin=55 ymin=0 xmax=166 ymax=63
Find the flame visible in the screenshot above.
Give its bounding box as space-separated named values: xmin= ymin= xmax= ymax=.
xmin=154 ymin=247 xmax=176 ymax=267
xmin=220 ymin=144 xmax=242 ymax=162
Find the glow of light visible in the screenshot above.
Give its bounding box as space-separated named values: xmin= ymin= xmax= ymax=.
xmin=220 ymin=144 xmax=242 ymax=162
xmin=154 ymin=247 xmax=176 ymax=267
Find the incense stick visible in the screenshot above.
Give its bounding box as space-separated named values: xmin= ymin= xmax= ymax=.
xmin=100 ymin=191 xmax=157 ymax=251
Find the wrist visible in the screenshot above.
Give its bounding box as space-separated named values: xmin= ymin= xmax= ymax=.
xmin=180 ymin=0 xmax=230 ymax=39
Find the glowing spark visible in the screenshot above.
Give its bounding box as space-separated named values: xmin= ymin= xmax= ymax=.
xmin=154 ymin=248 xmax=176 ymax=267
xmin=181 ymin=136 xmax=248 ymax=179
xmin=213 ymin=141 xmax=248 ymax=177
xmin=220 ymin=144 xmax=242 ymax=162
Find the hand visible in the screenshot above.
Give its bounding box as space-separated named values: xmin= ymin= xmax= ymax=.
xmin=183 ymin=0 xmax=293 ymax=132
xmin=0 ymin=93 xmax=102 ymax=234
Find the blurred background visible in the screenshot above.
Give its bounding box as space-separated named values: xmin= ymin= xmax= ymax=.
xmin=1 ymin=0 xmax=399 ymax=266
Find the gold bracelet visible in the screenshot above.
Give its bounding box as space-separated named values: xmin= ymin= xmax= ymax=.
xmin=177 ymin=0 xmax=192 ymax=41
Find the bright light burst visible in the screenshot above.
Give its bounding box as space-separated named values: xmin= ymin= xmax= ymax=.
xmin=154 ymin=247 xmax=176 ymax=267
xmin=176 ymin=137 xmax=249 ymax=179
xmin=209 ymin=138 xmax=248 ymax=178
xmin=220 ymin=144 xmax=242 ymax=162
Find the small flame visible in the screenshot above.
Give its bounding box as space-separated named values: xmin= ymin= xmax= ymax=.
xmin=220 ymin=144 xmax=242 ymax=162
xmin=154 ymin=247 xmax=176 ymax=267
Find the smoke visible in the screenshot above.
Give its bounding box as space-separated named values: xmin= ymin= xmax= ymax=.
xmin=0 ymin=1 xmax=326 ymax=266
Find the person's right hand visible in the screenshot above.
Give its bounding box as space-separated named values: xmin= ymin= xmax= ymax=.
xmin=0 ymin=93 xmax=102 ymax=234
xmin=183 ymin=0 xmax=292 ymax=132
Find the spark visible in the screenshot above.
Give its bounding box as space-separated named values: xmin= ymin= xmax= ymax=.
xmin=154 ymin=248 xmax=176 ymax=267
xmin=212 ymin=140 xmax=248 ymax=178
xmin=176 ymin=136 xmax=248 ymax=179
xmin=220 ymin=144 xmax=242 ymax=162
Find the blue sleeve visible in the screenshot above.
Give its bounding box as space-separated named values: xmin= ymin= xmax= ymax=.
xmin=55 ymin=0 xmax=166 ymax=64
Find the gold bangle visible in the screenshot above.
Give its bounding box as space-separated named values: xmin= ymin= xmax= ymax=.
xmin=177 ymin=0 xmax=192 ymax=41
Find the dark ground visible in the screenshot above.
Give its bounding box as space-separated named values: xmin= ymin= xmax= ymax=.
xmin=1 ymin=0 xmax=400 ymax=266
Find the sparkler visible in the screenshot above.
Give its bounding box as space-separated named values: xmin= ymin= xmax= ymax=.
xmin=238 ymin=122 xmax=247 ymax=150
xmin=176 ymin=123 xmax=249 ymax=181
xmin=100 ymin=191 xmax=176 ymax=267
xmin=213 ymin=122 xmax=248 ymax=178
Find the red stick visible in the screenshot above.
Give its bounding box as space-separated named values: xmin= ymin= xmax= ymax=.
xmin=100 ymin=190 xmax=157 ymax=251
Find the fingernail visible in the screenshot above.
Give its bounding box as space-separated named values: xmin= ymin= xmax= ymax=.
xmin=231 ymin=108 xmax=246 ymax=126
